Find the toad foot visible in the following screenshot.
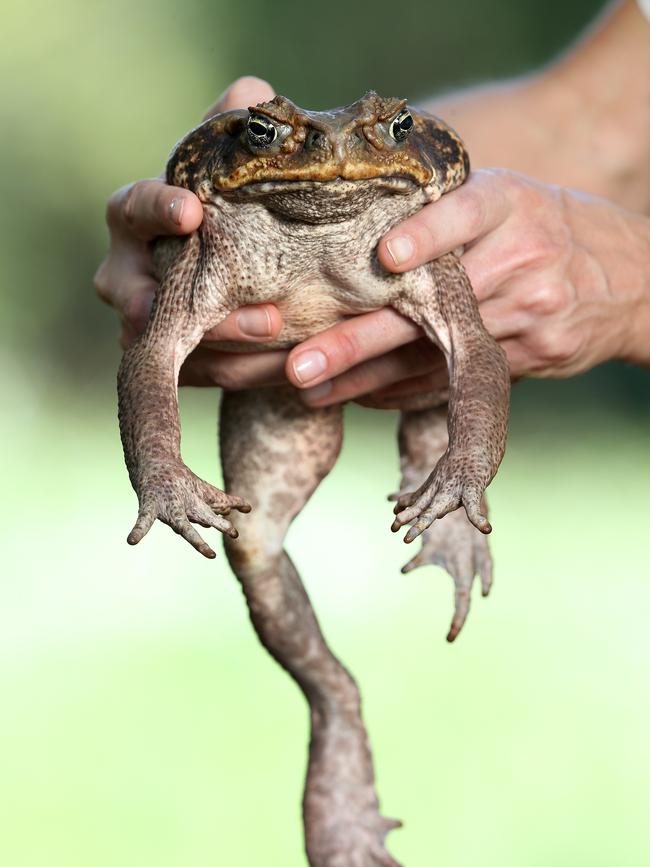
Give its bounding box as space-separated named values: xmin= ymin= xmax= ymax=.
xmin=398 ymin=506 xmax=493 ymax=641
xmin=391 ymin=451 xmax=491 ymax=541
xmin=306 ymin=809 xmax=403 ymax=867
xmin=127 ymin=460 xmax=250 ymax=558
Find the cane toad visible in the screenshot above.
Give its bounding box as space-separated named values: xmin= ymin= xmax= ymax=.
xmin=117 ymin=92 xmax=510 ymax=867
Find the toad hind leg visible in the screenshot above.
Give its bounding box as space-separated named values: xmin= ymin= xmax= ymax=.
xmin=220 ymin=387 xmax=402 ymax=867
xmin=392 ymin=405 xmax=493 ymax=642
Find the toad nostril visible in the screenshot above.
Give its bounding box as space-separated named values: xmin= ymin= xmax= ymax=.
xmin=306 ymin=129 xmax=328 ymax=151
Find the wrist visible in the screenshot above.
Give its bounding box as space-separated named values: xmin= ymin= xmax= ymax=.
xmin=620 ymin=212 xmax=650 ymax=369
xmin=561 ymin=189 xmax=650 ymax=372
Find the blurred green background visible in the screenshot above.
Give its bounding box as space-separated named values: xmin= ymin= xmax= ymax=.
xmin=2 ymin=0 xmax=649 ymax=865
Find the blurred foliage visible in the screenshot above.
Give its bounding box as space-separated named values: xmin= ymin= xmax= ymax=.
xmin=3 ymin=0 xmax=646 ymax=415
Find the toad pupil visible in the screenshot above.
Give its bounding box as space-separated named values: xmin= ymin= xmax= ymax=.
xmin=247 ymin=116 xmax=277 ymax=145
xmin=390 ymin=110 xmax=413 ymax=142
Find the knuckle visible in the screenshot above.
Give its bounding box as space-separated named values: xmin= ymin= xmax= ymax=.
xmin=521 ymin=231 xmax=567 ymax=270
xmin=493 ymin=169 xmax=540 ymax=206
xmin=120 ymin=180 xmax=144 ymax=229
xmin=484 ymin=169 xmax=548 ymax=225
xmin=332 ymin=329 xmax=361 ymax=369
xmin=343 ymin=366 xmax=373 ymax=395
xmin=502 ymin=170 xmax=535 ymax=200
xmin=106 ymin=182 xmax=136 ymax=230
xmin=529 ymin=328 xmax=578 ymax=367
xmin=124 ymin=290 xmax=153 ymax=332
xmin=105 ymin=190 xmax=122 ymax=228
xmin=522 ymin=282 xmax=568 ymax=316
xmin=208 ymin=358 xmax=243 ymax=390
xmin=459 ymin=185 xmax=488 ymax=238
xmin=93 ymin=260 xmax=112 ymax=302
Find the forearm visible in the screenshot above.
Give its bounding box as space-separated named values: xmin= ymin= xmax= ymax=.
xmin=423 ymin=0 xmax=650 ymax=214
xmin=118 ymin=337 xmax=183 ymax=485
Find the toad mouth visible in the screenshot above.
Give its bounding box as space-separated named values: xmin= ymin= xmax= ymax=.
xmin=223 ymin=175 xmax=420 ymax=197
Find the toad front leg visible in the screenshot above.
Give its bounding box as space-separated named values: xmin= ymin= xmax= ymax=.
xmin=117 ymin=233 xmax=250 ymax=557
xmin=390 ymin=252 xmax=510 ymax=541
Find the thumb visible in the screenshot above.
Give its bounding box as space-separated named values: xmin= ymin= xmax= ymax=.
xmin=203 ymin=76 xmax=276 ymax=119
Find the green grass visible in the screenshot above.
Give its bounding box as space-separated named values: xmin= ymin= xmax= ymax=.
xmin=2 ymin=381 xmax=649 ymax=867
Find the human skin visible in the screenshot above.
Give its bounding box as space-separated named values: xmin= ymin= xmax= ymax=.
xmin=94 ymin=0 xmax=650 ymax=405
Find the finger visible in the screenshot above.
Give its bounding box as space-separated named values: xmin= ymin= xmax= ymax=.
xmin=356 ymin=369 xmax=448 ymax=407
xmin=118 ymin=278 xmax=156 ymax=333
xmin=203 ymin=76 xmax=276 ymax=119
xmin=447 ymin=583 xmax=472 ymax=643
xmin=378 ymin=169 xmax=513 ymax=272
xmin=286 ymin=308 xmax=422 ymax=390
xmin=392 ymin=483 xmax=453 ymax=533
xmin=190 ymin=505 xmax=238 ymax=539
xmin=401 ymin=491 xmax=459 ymax=543
xmin=497 ymin=337 xmax=530 ymax=379
xmin=222 ymin=496 xmax=252 ymax=515
xmin=178 ymin=347 xmax=289 ymax=389
xmin=128 ymin=508 xmax=156 ymax=545
xmin=459 ymin=220 xmax=563 ymax=303
xmin=381 ymin=817 xmax=403 ymax=833
xmin=119 ymin=322 xmax=138 ymax=350
xmin=473 ymin=296 xmax=532 ymax=340
xmin=369 ymin=841 xmax=402 ymax=867
xmin=298 ymin=340 xmax=444 ymax=407
xmin=462 ymin=491 xmax=492 ymax=534
xmin=94 ymin=227 xmax=157 ymax=316
xmin=171 ymin=517 xmax=216 ymax=559
xmin=106 ymin=179 xmax=203 ymax=241
xmin=110 ymin=279 xmax=155 ymax=344
xmin=202 ymin=486 xmax=251 ymax=515
xmin=477 ymin=548 xmax=493 ymax=597
xmin=401 ymin=551 xmax=426 ymax=573
xmin=202 ymin=304 xmax=283 ymax=342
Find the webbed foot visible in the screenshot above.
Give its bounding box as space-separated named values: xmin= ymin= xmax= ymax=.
xmin=306 ymin=802 xmax=402 ymax=867
xmin=127 ymin=460 xmax=250 ymax=558
xmin=397 ymin=504 xmax=493 ymax=641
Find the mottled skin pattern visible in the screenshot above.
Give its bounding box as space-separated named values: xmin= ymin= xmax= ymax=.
xmin=117 ymin=92 xmax=510 ymax=867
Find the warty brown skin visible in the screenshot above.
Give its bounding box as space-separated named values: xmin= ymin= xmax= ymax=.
xmin=117 ymin=92 xmax=510 ymax=867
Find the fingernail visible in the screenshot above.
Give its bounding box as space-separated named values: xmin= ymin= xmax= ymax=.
xmin=169 ymin=197 xmax=184 ymax=225
xmin=237 ymin=307 xmax=273 ymax=338
xmin=385 ymin=235 xmax=415 ymax=266
xmin=292 ymin=349 xmax=328 ymax=384
xmin=303 ymin=380 xmax=333 ymax=403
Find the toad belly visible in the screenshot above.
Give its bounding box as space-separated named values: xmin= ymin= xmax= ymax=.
xmin=206 ymin=284 xmax=379 ymax=353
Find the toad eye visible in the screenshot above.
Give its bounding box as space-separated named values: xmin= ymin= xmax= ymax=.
xmin=389 ymin=109 xmax=414 ymax=143
xmin=247 ymin=114 xmax=278 ymax=147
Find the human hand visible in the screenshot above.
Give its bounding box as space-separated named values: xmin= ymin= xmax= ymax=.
xmin=283 ymin=169 xmax=650 ymax=408
xmin=94 ymin=75 xmax=293 ymax=388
